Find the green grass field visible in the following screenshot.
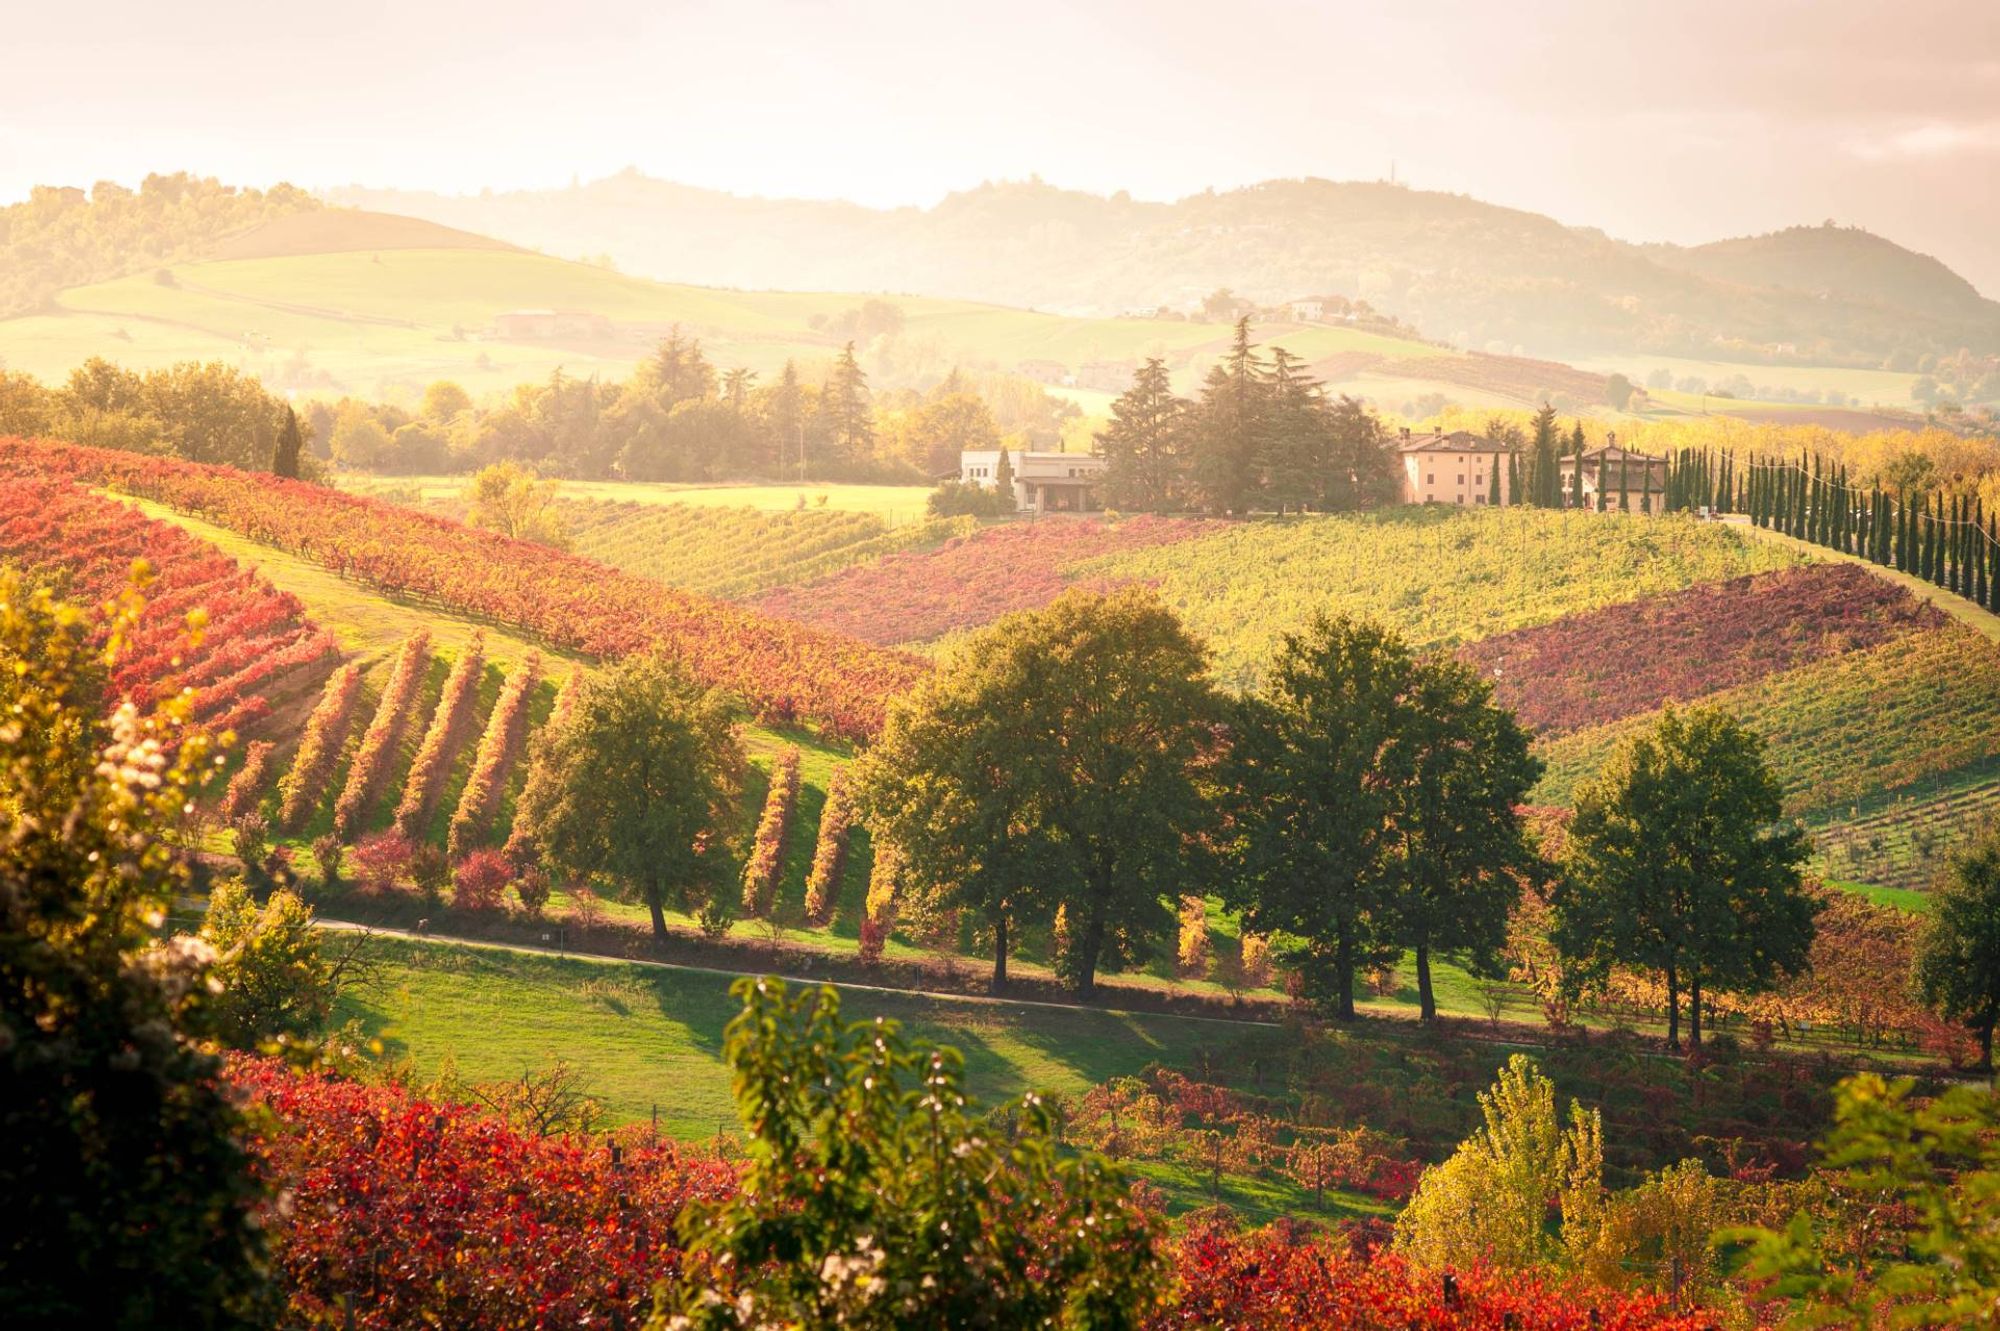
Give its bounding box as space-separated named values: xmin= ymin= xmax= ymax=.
xmin=341 ymin=472 xmax=938 ymax=521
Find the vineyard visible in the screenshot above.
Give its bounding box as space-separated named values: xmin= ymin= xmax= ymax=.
xmin=750 ymin=514 xmax=1220 ymax=646
xmin=1076 ymin=506 xmax=1804 ymax=685
xmin=564 ymin=499 xmax=972 ymax=599
xmin=1532 ymin=622 xmax=2000 ymax=818
xmin=0 ymin=437 xmax=924 ymax=739
xmin=1464 ymin=563 xmax=1946 ymax=736
xmin=0 ymin=475 xmax=338 ymax=736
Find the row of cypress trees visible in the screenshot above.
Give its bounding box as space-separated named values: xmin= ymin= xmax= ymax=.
xmin=1746 ymin=452 xmax=2000 ymax=610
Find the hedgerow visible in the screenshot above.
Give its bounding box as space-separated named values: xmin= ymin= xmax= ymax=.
xmin=277 ymin=661 xmax=363 ymax=830
xmin=739 ymin=745 xmax=800 ymax=916
xmin=392 ymin=632 xmax=485 ymax=839
xmin=446 ymin=651 xmax=543 ymax=859
xmin=331 ymin=631 xmax=431 ymax=840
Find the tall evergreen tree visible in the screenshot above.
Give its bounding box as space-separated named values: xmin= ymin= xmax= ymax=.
xmin=1259 ymin=347 xmax=1323 ymax=514
xmin=1096 ymin=358 xmax=1188 ymax=511
xmin=271 ymin=404 xmax=303 ymax=479
xmin=768 ymin=360 xmax=805 ymax=477
xmin=1189 ymin=318 xmax=1265 ymax=514
xmin=1527 ymin=404 xmax=1561 ymax=508
xmin=1568 ymin=423 xmax=1585 ymax=510
xmin=821 ymin=342 xmax=875 ymax=464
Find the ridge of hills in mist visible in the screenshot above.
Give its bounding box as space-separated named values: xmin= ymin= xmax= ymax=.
xmin=330 ymin=170 xmax=2000 ymax=368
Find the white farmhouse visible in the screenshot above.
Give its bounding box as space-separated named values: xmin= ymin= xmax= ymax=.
xmin=961 ymin=449 xmax=1108 ymax=514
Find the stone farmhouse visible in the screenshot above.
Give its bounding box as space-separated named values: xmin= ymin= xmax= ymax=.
xmin=960 ymin=449 xmax=1108 ymax=513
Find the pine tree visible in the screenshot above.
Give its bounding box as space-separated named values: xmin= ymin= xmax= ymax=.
xmin=271 ymin=405 xmax=303 ymax=479
xmin=1189 ymin=318 xmax=1265 ymax=514
xmin=822 ymin=342 xmax=875 ymax=463
xmin=1097 ymin=359 xmax=1188 ymax=511
xmin=1259 ymin=347 xmax=1324 ymax=515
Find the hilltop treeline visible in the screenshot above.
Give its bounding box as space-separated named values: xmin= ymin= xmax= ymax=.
xmin=0 ymin=356 xmax=300 ymax=472
xmin=0 ymin=173 xmax=317 ymax=317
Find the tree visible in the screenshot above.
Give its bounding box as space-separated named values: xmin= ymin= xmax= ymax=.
xmin=419 ymin=379 xmax=472 ymax=424
xmin=861 ymin=589 xmax=1222 ymax=998
xmin=1189 ymin=318 xmax=1264 ymax=514
xmin=1554 ymin=706 xmax=1818 ymax=1049
xmin=1097 ymin=358 xmax=1188 ymax=510
xmin=1914 ymin=830 xmax=2000 ymax=1069
xmin=1380 ymin=655 xmax=1544 ymax=1021
xmin=821 ymin=341 xmax=875 ymax=463
xmin=0 ymin=568 xmax=267 ymax=1325
xmin=911 ymin=391 xmax=1000 ymax=477
xmin=1224 ymin=615 xmax=1411 ymax=1021
xmin=992 ymin=442 xmax=1016 ymax=510
xmin=664 ymin=977 xmax=1159 ymax=1331
xmin=271 ymin=404 xmax=303 ymax=479
xmin=1604 ymin=373 xmax=1635 ymax=411
xmin=1259 ymin=346 xmax=1322 ymax=513
xmin=1729 ymin=1074 xmax=2000 ymax=1327
xmin=1527 ymin=404 xmax=1561 ymax=507
xmin=198 ymin=878 xmax=337 ymax=1050
xmin=464 ymin=460 xmax=569 ymax=548
xmin=1568 ymin=423 xmax=1585 ymax=509
xmin=1394 ymin=1055 xmax=1603 ymax=1272
xmin=512 ymin=652 xmax=744 ymax=941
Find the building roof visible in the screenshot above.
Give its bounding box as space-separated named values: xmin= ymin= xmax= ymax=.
xmin=1395 ymin=429 xmax=1516 ymax=455
xmin=1563 ymin=444 xmax=1668 ymax=465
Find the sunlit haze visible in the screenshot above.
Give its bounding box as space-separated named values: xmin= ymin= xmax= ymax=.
xmin=7 ymin=0 xmax=1997 ymax=292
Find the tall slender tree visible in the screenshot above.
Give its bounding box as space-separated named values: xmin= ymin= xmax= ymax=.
xmin=1096 ymin=358 xmax=1188 ymax=511
xmin=271 ymin=404 xmax=303 ymax=479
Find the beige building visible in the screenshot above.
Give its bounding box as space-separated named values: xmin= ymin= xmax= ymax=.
xmin=1557 ymin=442 xmax=1671 ymax=512
xmin=961 ymin=449 xmax=1107 ymax=513
xmin=1395 ymin=429 xmax=1515 ymax=506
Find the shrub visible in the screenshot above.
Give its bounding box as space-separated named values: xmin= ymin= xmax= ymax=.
xmin=739 ymin=746 xmax=800 ymax=916
xmin=1177 ymin=895 xmax=1211 ymax=977
xmin=277 ymin=660 xmax=363 ymax=828
xmin=199 ymin=878 xmax=336 ymax=1051
xmin=803 ymin=763 xmax=855 ymax=924
xmin=349 ymin=831 xmax=414 ymax=894
xmin=229 ymin=812 xmax=271 ymax=871
xmin=310 ymin=833 xmax=342 ymax=887
xmin=569 ymin=886 xmax=603 ymax=933
xmin=1240 ymin=931 xmax=1272 ymax=989
xmin=409 ymin=843 xmax=450 ymax=911
xmin=513 ymin=865 xmax=551 ymax=919
xmin=925 ymin=477 xmax=1015 ymax=518
xmin=331 ymin=631 xmax=431 ymax=840
xmin=452 ymin=849 xmax=511 ymax=913
xmin=393 ymin=632 xmax=485 ymax=839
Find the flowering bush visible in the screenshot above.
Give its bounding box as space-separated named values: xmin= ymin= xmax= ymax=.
xmin=446 ymin=650 xmax=542 ymax=858
xmin=739 ymin=746 xmax=800 ymax=916
xmin=393 ymin=632 xmax=485 ymax=838
xmin=276 ymin=660 xmax=363 ymax=829
xmin=802 ymin=763 xmax=855 ymax=924
xmin=332 ymin=630 xmax=431 ymax=840
xmin=451 ymin=848 xmax=512 ymax=913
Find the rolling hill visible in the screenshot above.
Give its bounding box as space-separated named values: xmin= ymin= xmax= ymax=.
xmin=332 ymin=172 xmax=2000 ymax=367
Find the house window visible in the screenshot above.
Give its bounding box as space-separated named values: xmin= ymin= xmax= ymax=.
xmin=1427 ymin=473 xmax=1435 ymax=484
xmin=1475 ymin=494 xmax=1487 ymax=505
xmin=1475 ymin=474 xmax=1483 ymax=485
xmin=1455 ymin=494 xmax=1465 ymax=504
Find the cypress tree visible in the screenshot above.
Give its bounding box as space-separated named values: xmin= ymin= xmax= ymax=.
xmin=1508 ymin=451 xmax=1522 ymax=507
xmin=1488 ymin=458 xmax=1501 ymax=507
xmin=1569 ymin=423 xmax=1586 ymax=510
xmin=272 ymin=405 xmax=303 ymax=479
xmin=1618 ymin=454 xmax=1630 ymax=513
xmin=1988 ymin=519 xmax=2000 ymax=611
xmin=1898 ymin=491 xmax=1912 ymax=571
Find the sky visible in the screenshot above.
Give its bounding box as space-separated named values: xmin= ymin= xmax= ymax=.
xmin=6 ymin=0 xmax=1998 ymax=293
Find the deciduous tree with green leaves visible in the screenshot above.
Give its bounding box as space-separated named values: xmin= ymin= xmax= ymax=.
xmin=512 ymin=652 xmax=744 ymax=941
xmin=662 ymin=977 xmax=1161 ymax=1331
xmin=1554 ymin=705 xmax=1818 ymax=1049
xmin=860 ymin=588 xmax=1223 ymax=998
xmin=1913 ymin=830 xmax=2000 ymax=1070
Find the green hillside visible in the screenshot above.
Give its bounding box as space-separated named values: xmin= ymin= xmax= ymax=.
xmin=0 ymin=241 xmax=1456 ymax=404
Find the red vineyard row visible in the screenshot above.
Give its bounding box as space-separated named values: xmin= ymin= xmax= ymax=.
xmin=0 ymin=475 xmax=336 ymax=735
xmin=0 ymin=438 xmax=925 ymax=739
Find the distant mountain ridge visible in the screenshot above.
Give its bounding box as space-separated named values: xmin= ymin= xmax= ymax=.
xmin=329 ymin=172 xmax=2000 ymax=367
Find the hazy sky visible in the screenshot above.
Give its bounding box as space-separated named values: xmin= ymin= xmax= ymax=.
xmin=7 ymin=0 xmax=1998 ymax=292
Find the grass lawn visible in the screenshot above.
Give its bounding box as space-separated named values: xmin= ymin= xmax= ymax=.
xmin=339 ymin=473 xmax=937 ymax=522
xmin=336 ymin=932 xmax=1384 ymax=1220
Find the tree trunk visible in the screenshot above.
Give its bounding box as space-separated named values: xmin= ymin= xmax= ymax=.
xmin=991 ymin=910 xmax=1009 ymax=992
xmin=1333 ymin=928 xmax=1358 ymax=1022
xmin=1074 ymin=897 xmax=1107 ymax=1000
xmin=647 ymin=876 xmax=668 ymax=943
xmin=1664 ymin=962 xmax=1681 ymax=1052
xmin=1415 ymin=942 xmax=1437 ymax=1022
xmin=1689 ymin=976 xmax=1704 ymax=1049
xmin=1980 ymin=1011 xmax=1995 ymax=1073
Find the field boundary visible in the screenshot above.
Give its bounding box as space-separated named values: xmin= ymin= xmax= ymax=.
xmin=1733 ymin=514 xmax=2000 ymax=643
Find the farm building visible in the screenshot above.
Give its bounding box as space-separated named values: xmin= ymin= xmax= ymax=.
xmin=1395 ymin=428 xmax=1515 ymax=506
xmin=961 ymin=448 xmax=1108 ymax=514
xmin=1557 ymin=441 xmax=1671 ymax=511
xmin=489 ymin=308 xmax=614 ymax=340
